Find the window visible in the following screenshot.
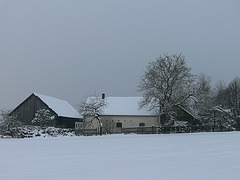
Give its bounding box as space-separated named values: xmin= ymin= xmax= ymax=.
xmin=116 ymin=122 xmax=122 ymax=128
xmin=139 ymin=123 xmax=145 ymax=127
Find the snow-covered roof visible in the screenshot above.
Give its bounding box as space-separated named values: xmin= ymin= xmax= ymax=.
xmin=34 ymin=93 xmax=82 ymax=119
xmin=101 ymin=97 xmax=156 ymax=116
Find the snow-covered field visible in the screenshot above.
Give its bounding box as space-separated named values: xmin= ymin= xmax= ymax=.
xmin=1 ymin=132 xmax=240 ymax=180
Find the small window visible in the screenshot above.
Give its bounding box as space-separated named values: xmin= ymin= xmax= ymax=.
xmin=139 ymin=123 xmax=145 ymax=127
xmin=116 ymin=122 xmax=122 ymax=128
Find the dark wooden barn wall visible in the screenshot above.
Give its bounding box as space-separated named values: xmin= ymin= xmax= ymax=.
xmin=57 ymin=117 xmax=81 ymax=128
xmin=12 ymin=94 xmax=55 ymax=125
xmin=175 ymin=107 xmax=199 ymax=125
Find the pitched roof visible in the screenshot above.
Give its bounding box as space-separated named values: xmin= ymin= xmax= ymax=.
xmin=34 ymin=93 xmax=82 ymax=119
xmin=101 ymin=97 xmax=156 ymax=116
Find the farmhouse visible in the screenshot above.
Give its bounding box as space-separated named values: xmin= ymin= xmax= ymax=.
xmin=77 ymin=95 xmax=159 ymax=134
xmin=76 ymin=94 xmax=200 ymax=134
xmin=10 ymin=93 xmax=82 ymax=128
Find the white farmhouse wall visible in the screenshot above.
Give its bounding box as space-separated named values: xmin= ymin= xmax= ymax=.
xmin=103 ymin=115 xmax=159 ymax=127
xmin=77 ymin=115 xmax=159 ymax=134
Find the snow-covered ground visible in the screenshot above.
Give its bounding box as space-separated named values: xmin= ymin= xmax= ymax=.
xmin=1 ymin=132 xmax=240 ymax=180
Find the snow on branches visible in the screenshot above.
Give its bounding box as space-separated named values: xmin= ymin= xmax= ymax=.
xmin=32 ymin=109 xmax=55 ymax=127
xmin=138 ymin=53 xmax=196 ymax=125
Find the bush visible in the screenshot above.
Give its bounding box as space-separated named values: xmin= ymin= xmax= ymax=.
xmin=32 ymin=109 xmax=55 ymax=127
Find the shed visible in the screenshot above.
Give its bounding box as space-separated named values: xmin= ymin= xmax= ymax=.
xmin=173 ymin=105 xmax=200 ymax=125
xmin=10 ymin=93 xmax=82 ymax=128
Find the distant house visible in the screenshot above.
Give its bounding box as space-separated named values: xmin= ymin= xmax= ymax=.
xmin=76 ymin=94 xmax=200 ymax=134
xmin=10 ymin=93 xmax=82 ymax=128
xmin=77 ymin=95 xmax=159 ymax=133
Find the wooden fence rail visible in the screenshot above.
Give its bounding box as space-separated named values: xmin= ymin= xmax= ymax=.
xmin=75 ymin=128 xmax=98 ymax=136
xmin=121 ymin=126 xmax=158 ymax=134
xmin=75 ymin=125 xmax=230 ymax=136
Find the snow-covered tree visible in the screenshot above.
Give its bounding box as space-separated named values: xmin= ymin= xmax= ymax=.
xmin=212 ymin=79 xmax=238 ymax=131
xmin=79 ymin=95 xmax=106 ymax=129
xmin=138 ymin=53 xmax=196 ymax=126
xmin=0 ymin=109 xmax=24 ymax=137
xmin=212 ymin=106 xmax=235 ymax=131
xmin=0 ymin=109 xmax=22 ymax=130
xmin=79 ymin=95 xmax=106 ymax=117
xmin=226 ymin=77 xmax=240 ymax=118
xmin=32 ymin=109 xmax=55 ymax=127
xmin=214 ymin=79 xmax=227 ymax=107
xmin=223 ymin=77 xmax=240 ymax=130
xmin=194 ymin=73 xmax=214 ymax=125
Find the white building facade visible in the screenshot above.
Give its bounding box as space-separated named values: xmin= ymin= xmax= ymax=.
xmin=76 ymin=96 xmax=159 ymax=134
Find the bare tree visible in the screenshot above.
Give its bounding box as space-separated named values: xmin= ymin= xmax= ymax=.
xmin=0 ymin=109 xmax=22 ymax=129
xmin=79 ymin=95 xmax=106 ymax=129
xmin=195 ymin=73 xmax=214 ymax=125
xmin=224 ymin=77 xmax=240 ymax=130
xmin=226 ymin=77 xmax=240 ymax=117
xmin=0 ymin=109 xmax=23 ymax=137
xmin=193 ymin=74 xmax=232 ymax=131
xmin=212 ymin=79 xmax=239 ymax=131
xmin=138 ymin=53 xmax=196 ymax=126
xmin=214 ymin=79 xmax=227 ymax=107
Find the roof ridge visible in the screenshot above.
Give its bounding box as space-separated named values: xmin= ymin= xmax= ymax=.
xmin=34 ymin=93 xmax=68 ymax=102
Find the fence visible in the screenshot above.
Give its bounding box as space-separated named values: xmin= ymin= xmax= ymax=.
xmin=75 ymin=125 xmax=228 ymax=136
xmin=120 ymin=126 xmax=207 ymax=134
xmin=75 ymin=128 xmax=98 ymax=136
xmin=121 ymin=126 xmax=158 ymax=134
xmin=159 ymin=125 xmax=212 ymax=134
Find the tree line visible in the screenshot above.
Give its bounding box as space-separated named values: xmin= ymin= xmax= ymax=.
xmin=138 ymin=53 xmax=240 ymax=131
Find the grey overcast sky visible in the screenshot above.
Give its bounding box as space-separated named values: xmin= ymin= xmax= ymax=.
xmin=0 ymin=0 xmax=239 ymax=110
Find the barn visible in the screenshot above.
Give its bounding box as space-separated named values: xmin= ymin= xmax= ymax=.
xmin=10 ymin=93 xmax=82 ymax=128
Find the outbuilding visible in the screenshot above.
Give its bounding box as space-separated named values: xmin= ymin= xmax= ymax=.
xmin=10 ymin=93 xmax=82 ymax=128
